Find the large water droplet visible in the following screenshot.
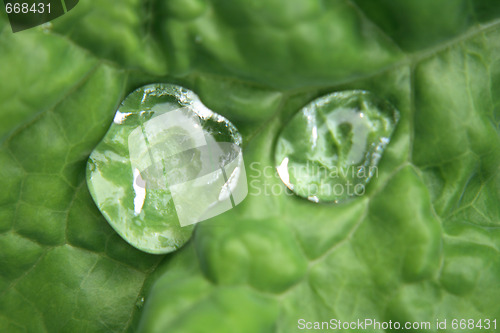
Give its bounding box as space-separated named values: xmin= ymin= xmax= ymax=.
xmin=275 ymin=90 xmax=399 ymax=203
xmin=87 ymin=84 xmax=247 ymax=254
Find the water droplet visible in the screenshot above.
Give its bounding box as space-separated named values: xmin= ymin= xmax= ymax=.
xmin=275 ymin=90 xmax=399 ymax=203
xmin=87 ymin=84 xmax=247 ymax=254
xmin=136 ymin=297 xmax=145 ymax=308
xmin=40 ymin=22 xmax=53 ymax=32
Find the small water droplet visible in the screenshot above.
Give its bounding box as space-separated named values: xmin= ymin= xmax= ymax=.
xmin=40 ymin=22 xmax=52 ymax=32
xmin=87 ymin=84 xmax=247 ymax=254
xmin=275 ymin=90 xmax=399 ymax=203
xmin=136 ymin=297 xmax=145 ymax=308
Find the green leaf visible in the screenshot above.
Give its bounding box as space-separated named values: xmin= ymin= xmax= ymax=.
xmin=0 ymin=20 xmax=161 ymax=332
xmin=0 ymin=0 xmax=499 ymax=332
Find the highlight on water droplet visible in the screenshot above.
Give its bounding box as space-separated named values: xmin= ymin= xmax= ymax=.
xmin=86 ymin=84 xmax=248 ymax=254
xmin=274 ymin=90 xmax=399 ymax=203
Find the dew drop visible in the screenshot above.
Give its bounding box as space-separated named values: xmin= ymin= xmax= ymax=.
xmin=136 ymin=297 xmax=145 ymax=308
xmin=87 ymin=84 xmax=247 ymax=254
xmin=275 ymin=90 xmax=399 ymax=203
xmin=40 ymin=22 xmax=53 ymax=32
